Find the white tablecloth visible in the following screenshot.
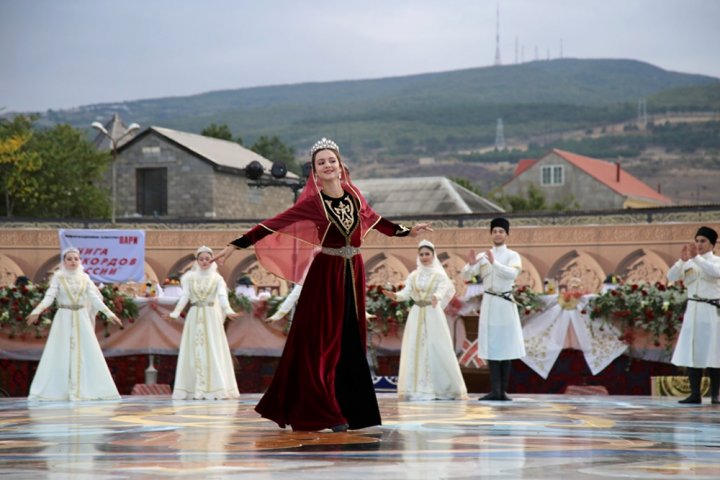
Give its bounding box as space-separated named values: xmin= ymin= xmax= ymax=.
xmin=520 ymin=295 xmax=628 ymax=379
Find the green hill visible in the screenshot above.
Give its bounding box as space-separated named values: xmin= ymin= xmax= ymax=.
xmin=38 ymin=58 xmax=718 ymax=157
xmin=647 ymin=82 xmax=720 ymax=111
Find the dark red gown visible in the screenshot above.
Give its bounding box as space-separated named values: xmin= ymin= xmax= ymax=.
xmin=232 ymin=190 xmax=408 ymax=430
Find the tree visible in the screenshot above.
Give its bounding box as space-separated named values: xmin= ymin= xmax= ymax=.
xmin=23 ymin=124 xmax=111 ymax=218
xmin=0 ymin=115 xmax=41 ymax=217
xmin=1 ymin=115 xmax=111 ymax=218
xmin=201 ymin=123 xmax=243 ymax=145
xmin=494 ymin=184 xmax=547 ymax=212
xmin=250 ymin=135 xmax=299 ymax=174
xmin=494 ymin=183 xmax=577 ymax=213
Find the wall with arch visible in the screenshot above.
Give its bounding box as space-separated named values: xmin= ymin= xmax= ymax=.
xmin=1 ymin=222 xmax=717 ymax=293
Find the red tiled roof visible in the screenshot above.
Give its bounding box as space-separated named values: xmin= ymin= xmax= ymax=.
xmin=550 ymin=149 xmax=672 ymax=205
xmin=514 ymin=159 xmax=537 ymax=177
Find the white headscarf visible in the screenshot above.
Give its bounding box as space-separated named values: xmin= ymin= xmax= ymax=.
xmin=58 ymin=247 xmax=85 ymax=277
xmin=416 ymin=239 xmax=455 ymax=308
xmin=191 ymin=245 xmax=217 ymax=275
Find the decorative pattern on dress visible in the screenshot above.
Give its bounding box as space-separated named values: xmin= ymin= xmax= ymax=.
xmin=324 ymin=195 xmax=356 ymax=233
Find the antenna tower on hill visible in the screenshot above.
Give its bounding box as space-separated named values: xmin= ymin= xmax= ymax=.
xmin=495 ymin=118 xmax=506 ymax=151
xmin=494 ymin=5 xmax=502 ymax=66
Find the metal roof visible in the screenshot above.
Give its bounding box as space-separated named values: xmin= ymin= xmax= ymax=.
xmin=153 ymin=126 xmax=298 ymax=176
xmin=353 ymin=176 xmax=504 ymax=217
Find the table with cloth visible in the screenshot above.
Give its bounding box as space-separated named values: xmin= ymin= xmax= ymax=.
xmin=520 ymin=294 xmax=630 ymax=378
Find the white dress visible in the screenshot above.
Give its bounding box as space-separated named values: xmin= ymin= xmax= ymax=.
xmin=462 ymin=244 xmax=526 ymax=360
xmin=28 ymin=271 xmax=120 ymax=401
xmin=395 ymin=269 xmax=468 ymax=400
xmin=169 ymin=269 xmax=240 ymax=399
xmin=668 ymin=252 xmax=720 ymax=368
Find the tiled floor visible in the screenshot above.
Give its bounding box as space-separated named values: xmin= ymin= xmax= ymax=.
xmin=1 ymin=394 xmax=719 ymax=479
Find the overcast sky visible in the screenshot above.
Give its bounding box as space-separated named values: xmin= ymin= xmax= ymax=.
xmin=2 ymin=0 xmax=719 ymax=113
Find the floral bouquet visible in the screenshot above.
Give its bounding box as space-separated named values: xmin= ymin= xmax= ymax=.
xmin=513 ymin=284 xmax=545 ymax=318
xmin=228 ymin=290 xmax=253 ymax=314
xmin=558 ymin=290 xmax=584 ymax=310
xmin=365 ymin=284 xmax=412 ymax=336
xmin=588 ymin=281 xmax=686 ymax=348
xmin=98 ymin=285 xmax=139 ymax=337
xmin=0 ymin=284 xmax=54 ymax=338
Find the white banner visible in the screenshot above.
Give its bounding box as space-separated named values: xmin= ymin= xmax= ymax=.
xmin=59 ymin=229 xmax=145 ymax=283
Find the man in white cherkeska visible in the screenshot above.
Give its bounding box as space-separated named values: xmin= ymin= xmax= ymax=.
xmin=462 ymin=217 xmax=525 ymax=401
xmin=668 ymin=225 xmax=720 ymax=405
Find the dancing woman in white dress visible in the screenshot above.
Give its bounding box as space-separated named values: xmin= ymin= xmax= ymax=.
xmin=26 ymin=247 xmax=122 ymax=401
xmin=384 ymin=240 xmax=468 ymax=401
xmin=165 ymin=246 xmax=241 ymax=400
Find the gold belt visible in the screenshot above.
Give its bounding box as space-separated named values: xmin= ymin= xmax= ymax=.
xmin=191 ymin=301 xmax=215 ymax=307
xmin=58 ymin=304 xmax=84 ymax=311
xmin=414 ymin=300 xmax=432 ymax=307
xmin=321 ymin=246 xmax=361 ymax=259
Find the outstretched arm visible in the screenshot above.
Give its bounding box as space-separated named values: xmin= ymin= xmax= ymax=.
xmin=27 ymin=275 xmax=59 ymax=325
xmin=214 ymin=196 xmax=317 ymax=266
xmin=373 ymin=218 xmax=432 ymax=238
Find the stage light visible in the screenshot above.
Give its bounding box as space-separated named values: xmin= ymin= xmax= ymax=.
xmin=271 ymin=161 xmax=287 ymax=179
xmin=245 ymin=160 xmax=264 ymax=180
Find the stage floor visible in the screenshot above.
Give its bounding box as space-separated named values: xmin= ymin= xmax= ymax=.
xmin=1 ymin=394 xmax=719 ymax=479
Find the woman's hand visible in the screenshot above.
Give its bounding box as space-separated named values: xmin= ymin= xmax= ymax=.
xmin=409 ymin=223 xmax=433 ymax=236
xmin=382 ymin=289 xmax=397 ymax=300
xmin=212 ymin=245 xmax=235 ymax=266
xmin=108 ymin=314 xmax=123 ymax=327
xmin=227 ymin=312 xmax=243 ymax=321
xmin=26 ymin=313 xmax=39 ymax=326
xmin=431 ymin=296 xmax=438 ymax=308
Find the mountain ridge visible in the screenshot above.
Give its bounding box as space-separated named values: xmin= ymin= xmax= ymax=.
xmin=31 ymin=58 xmax=719 ymax=154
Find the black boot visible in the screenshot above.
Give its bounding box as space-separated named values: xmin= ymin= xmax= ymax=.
xmin=708 ymin=368 xmax=720 ymax=405
xmin=499 ymin=360 xmax=512 ymax=401
xmin=678 ymin=367 xmax=702 ymax=404
xmin=479 ymin=361 xmax=502 ymax=401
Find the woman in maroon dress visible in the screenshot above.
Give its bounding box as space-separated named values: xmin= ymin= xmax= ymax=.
xmin=213 ymin=138 xmax=431 ymax=431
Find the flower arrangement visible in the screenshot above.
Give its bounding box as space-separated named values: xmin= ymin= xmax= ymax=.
xmin=588 ymin=281 xmax=686 ymax=348
xmin=98 ymin=284 xmax=139 ymax=337
xmin=558 ymin=290 xmax=584 ymax=310
xmin=0 ymin=284 xmax=53 ymax=338
xmin=365 ymin=284 xmax=412 ymax=336
xmin=0 ymin=283 xmax=137 ymax=338
xmin=228 ymin=290 xmax=253 ymax=314
xmin=513 ymin=285 xmax=545 ymax=317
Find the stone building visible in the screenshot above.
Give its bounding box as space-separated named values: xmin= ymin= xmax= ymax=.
xmin=503 ymin=149 xmax=672 ymax=210
xmin=99 ymin=123 xmax=297 ymax=219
